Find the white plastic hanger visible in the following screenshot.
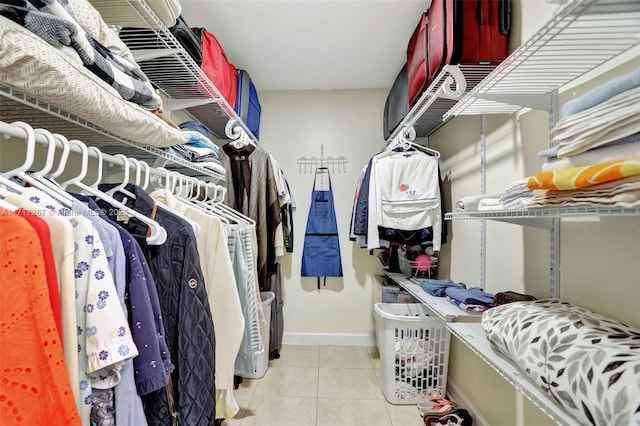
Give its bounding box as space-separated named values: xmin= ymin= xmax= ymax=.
xmin=61 ymin=139 xmax=167 ymax=245
xmin=1 ymin=122 xmax=74 ymax=207
xmin=199 ymin=181 xmax=256 ymax=226
xmin=226 ymin=119 xmax=255 ymax=149
xmin=104 ymin=154 xmax=139 ymax=200
xmin=28 ymin=129 xmax=77 ymax=206
xmin=388 ymin=126 xmax=440 ymax=158
xmin=149 ymin=169 xmax=202 ymax=236
xmin=139 ymin=160 xmax=151 ymax=191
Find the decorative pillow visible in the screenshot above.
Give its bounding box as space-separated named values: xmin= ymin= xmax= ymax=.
xmin=482 ymin=299 xmax=640 ymax=426
xmin=0 ymin=16 xmax=188 ymax=148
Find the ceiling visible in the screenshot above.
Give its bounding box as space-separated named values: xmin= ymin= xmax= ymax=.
xmin=180 ymin=0 xmax=429 ymax=92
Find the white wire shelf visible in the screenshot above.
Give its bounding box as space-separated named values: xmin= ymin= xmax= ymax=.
xmin=0 ymin=83 xmax=224 ymax=181
xmin=388 ymin=65 xmax=497 ymax=140
xmin=447 ymin=323 xmax=581 ymax=426
xmin=445 ymin=0 xmax=640 ymax=118
xmin=445 ymin=205 xmax=640 ymax=228
xmin=91 ymin=0 xmax=258 ymax=143
xmin=384 ymin=272 xmax=478 ymax=322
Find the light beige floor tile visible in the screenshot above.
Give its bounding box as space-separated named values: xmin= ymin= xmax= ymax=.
xmin=316 ymin=398 xmax=393 ymax=426
xmin=254 ymin=366 xmax=319 ymax=398
xmin=269 ymin=344 xmax=320 ymax=368
xmin=319 ymin=345 xmax=374 ymax=369
xmin=318 ymin=367 xmax=385 ymax=400
xmin=385 ymin=401 xmax=425 ymax=426
xmin=240 ymin=395 xmax=317 ymax=426
xmin=368 ymin=346 xmax=382 ymax=369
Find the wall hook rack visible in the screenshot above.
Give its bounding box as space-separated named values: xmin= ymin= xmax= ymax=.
xmin=297 ymin=144 xmax=348 ymax=174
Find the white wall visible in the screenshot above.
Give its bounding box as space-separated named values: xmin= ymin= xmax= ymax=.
xmin=258 ymin=89 xmax=386 ymax=345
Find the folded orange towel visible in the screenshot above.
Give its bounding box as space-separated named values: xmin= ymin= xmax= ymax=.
xmin=527 ymin=157 xmax=640 ymax=190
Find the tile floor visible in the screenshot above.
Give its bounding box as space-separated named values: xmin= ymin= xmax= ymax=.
xmin=224 ymin=345 xmax=425 ymax=426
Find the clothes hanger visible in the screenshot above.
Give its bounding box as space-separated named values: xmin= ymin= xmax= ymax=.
xmin=140 ymin=160 xmax=151 ymax=191
xmin=87 ymin=146 xmax=103 ymax=189
xmin=150 ymin=170 xmax=202 ymax=236
xmin=226 ymin=119 xmax=255 ymax=149
xmin=181 ymin=178 xmax=238 ymax=225
xmin=1 ymin=122 xmax=75 ymax=207
xmin=104 ymin=154 xmax=139 ymax=200
xmin=387 ymin=126 xmax=440 ymax=158
xmin=206 ymin=183 xmax=256 ymax=226
xmin=28 ymin=128 xmax=77 ymax=206
xmin=61 ymin=139 xmax=167 ymax=245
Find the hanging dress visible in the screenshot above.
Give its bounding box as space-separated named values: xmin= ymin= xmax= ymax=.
xmin=301 ymin=168 xmax=343 ymax=289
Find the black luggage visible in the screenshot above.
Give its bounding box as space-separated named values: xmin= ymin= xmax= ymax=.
xmin=169 ymin=15 xmax=202 ymax=66
xmin=383 ymin=64 xmax=408 ymax=139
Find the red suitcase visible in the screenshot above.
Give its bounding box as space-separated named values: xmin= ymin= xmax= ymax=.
xmin=406 ymin=13 xmax=428 ymax=108
xmin=407 ymin=0 xmax=510 ymax=107
xmin=192 ymin=27 xmax=237 ymax=108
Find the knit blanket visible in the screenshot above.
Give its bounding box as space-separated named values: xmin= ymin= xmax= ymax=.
xmin=561 ymin=67 xmax=640 ymax=117
xmin=525 ymin=175 xmax=640 ymax=209
xmin=542 ymin=138 xmax=640 ymax=172
xmin=527 ymin=157 xmax=640 ymax=191
xmin=553 ymin=87 xmax=640 ymax=158
xmin=0 ymin=0 xmax=161 ymax=109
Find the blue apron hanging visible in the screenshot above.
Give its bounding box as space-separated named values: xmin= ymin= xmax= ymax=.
xmin=301 ymin=168 xmax=343 ymax=289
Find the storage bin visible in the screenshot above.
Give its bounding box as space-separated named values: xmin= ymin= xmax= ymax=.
xmin=374 ymin=303 xmax=449 ymax=404
xmin=398 ymin=253 xmax=438 ymax=278
xmin=239 ymin=291 xmax=275 ymax=379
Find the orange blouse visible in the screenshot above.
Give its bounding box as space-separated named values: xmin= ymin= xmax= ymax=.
xmin=0 ymin=212 xmax=80 ymax=425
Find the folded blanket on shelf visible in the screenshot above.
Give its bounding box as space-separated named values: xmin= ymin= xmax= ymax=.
xmin=561 ymin=67 xmax=640 ymax=117
xmin=477 ymin=198 xmax=503 ymax=211
xmin=66 ymin=0 xmax=136 ymax=64
xmin=542 ymin=137 xmax=640 ymax=171
xmin=416 ymin=278 xmax=466 ymax=297
xmin=525 ymin=175 xmax=640 ymax=209
xmin=552 ymin=87 xmax=640 ymax=158
xmin=527 ymin=157 xmax=640 ymax=191
xmin=455 ymin=193 xmax=503 ymax=212
xmin=0 ymin=16 xmax=189 ymax=148
xmin=493 ymin=291 xmax=537 ymax=306
xmin=445 ymin=297 xmax=488 ymax=313
xmin=499 ymin=178 xmax=534 ymax=210
xmin=482 ymin=299 xmax=640 ymax=426
xmin=445 ymin=286 xmax=494 ymax=307
xmin=0 ymin=0 xmax=161 ymax=109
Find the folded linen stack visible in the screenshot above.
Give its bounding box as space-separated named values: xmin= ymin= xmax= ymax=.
xmin=454 ymin=193 xmax=502 ymax=212
xmin=499 ymin=178 xmax=533 ymax=210
xmin=525 ymin=67 xmax=640 ymax=209
xmin=163 ymin=121 xmax=226 ymax=174
xmin=453 ymin=179 xmax=533 ymax=213
xmin=416 ymin=278 xmax=466 ymax=297
xmin=445 ymin=287 xmax=494 ymax=313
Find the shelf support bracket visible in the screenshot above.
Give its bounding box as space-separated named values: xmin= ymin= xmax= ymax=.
xmin=131 ymin=48 xmax=183 ymax=62
xmin=472 ymin=93 xmax=554 ymax=112
xmin=167 ymin=98 xmax=219 ymax=112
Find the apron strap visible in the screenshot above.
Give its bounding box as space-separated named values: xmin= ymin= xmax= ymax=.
xmin=317 ymin=276 xmax=327 ymax=290
xmin=313 ymin=167 xmax=332 ymax=191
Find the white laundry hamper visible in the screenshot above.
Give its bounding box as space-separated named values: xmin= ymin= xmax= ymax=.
xmin=374 ymin=303 xmax=450 ymax=404
xmin=240 ymin=291 xmax=275 ymax=379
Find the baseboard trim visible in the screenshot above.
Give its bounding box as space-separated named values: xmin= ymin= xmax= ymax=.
xmin=283 ymin=332 xmax=375 ymax=347
xmin=447 ymin=379 xmax=489 ymax=426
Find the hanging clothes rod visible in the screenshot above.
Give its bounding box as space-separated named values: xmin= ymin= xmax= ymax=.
xmin=0 ymin=120 xmax=224 ymax=194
